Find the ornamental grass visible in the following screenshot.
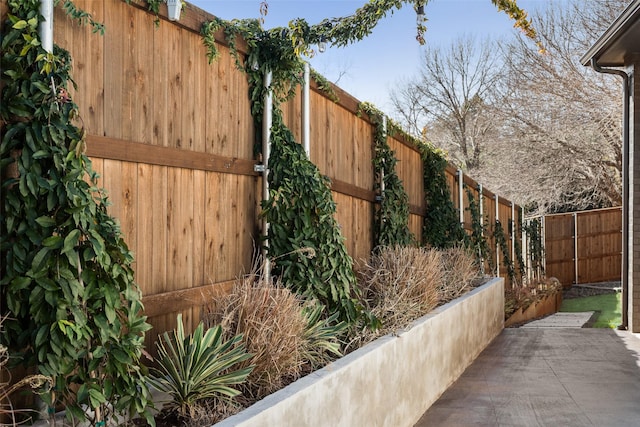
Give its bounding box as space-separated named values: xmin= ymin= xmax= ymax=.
xmin=439 ymin=245 xmax=481 ymax=304
xmin=202 ymin=267 xmax=344 ymax=403
xmin=349 ymin=246 xmax=443 ymax=350
xmin=203 ymin=274 xmax=307 ymax=402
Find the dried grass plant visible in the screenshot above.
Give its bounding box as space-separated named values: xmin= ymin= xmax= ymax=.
xmin=0 ymin=317 xmax=52 ymax=426
xmin=350 ymin=246 xmax=443 ymax=349
xmin=439 ymin=246 xmax=481 ymax=303
xmin=203 ymin=272 xmax=308 ymax=402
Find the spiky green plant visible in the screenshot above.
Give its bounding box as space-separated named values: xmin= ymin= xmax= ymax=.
xmin=149 ymin=315 xmax=253 ymax=419
xmin=301 ymin=305 xmax=346 ymax=372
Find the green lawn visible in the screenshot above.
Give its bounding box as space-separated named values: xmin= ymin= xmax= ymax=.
xmin=560 ymin=293 xmax=621 ymax=328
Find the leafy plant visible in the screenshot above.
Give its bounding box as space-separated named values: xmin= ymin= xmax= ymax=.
xmin=360 ymin=103 xmax=415 ymax=248
xmin=493 ymin=220 xmax=519 ymax=285
xmin=1 ymin=4 xmax=153 ymax=425
xmin=301 ymin=305 xmax=346 ymax=372
xmin=420 ymin=143 xmax=467 ymax=248
xmin=465 ymin=186 xmax=494 ymax=274
xmin=150 ymin=315 xmax=253 ymax=420
xmin=523 ymin=217 xmax=545 ymax=280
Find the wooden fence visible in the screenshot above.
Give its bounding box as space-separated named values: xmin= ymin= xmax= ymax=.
xmin=0 ymin=0 xmax=522 ymax=348
xmin=538 ymin=207 xmax=622 ymax=286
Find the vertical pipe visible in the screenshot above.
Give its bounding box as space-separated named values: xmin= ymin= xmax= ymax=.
xmin=511 ymin=202 xmax=516 ymax=269
xmin=495 ymin=194 xmax=499 ymax=277
xmin=541 ymin=215 xmax=546 ymax=279
xmin=262 ymin=71 xmax=273 ymax=282
xmin=457 ymin=169 xmax=464 ymax=225
xmin=479 ymin=184 xmax=484 ymax=275
xmin=302 ymin=62 xmax=310 ymax=158
xmin=380 ymin=116 xmax=386 ymax=194
xmin=478 ymin=185 xmax=484 ymax=229
xmin=589 ymin=59 xmax=628 ymax=328
xmin=573 ymin=212 xmax=578 ymax=285
xmin=39 ymin=0 xmax=54 ymax=53
xmin=523 ymin=218 xmax=530 ymax=282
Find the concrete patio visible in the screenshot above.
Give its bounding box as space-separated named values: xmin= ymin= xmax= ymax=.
xmin=415 ymin=326 xmax=640 ymax=426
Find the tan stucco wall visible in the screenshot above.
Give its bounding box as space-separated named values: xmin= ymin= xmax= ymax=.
xmin=214 ymin=278 xmax=504 ymax=427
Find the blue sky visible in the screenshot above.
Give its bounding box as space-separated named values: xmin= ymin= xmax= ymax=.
xmin=189 ymin=0 xmax=554 ymax=115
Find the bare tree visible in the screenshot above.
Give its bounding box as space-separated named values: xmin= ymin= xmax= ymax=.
xmin=391 ymin=35 xmax=503 ymax=171
xmin=475 ymin=0 xmax=629 ymax=214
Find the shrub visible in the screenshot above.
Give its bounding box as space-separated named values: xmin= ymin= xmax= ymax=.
xmin=203 ymin=273 xmax=345 ymax=402
xmin=439 ymin=246 xmax=481 ymax=303
xmin=149 ymin=315 xmax=253 ymax=420
xmin=351 ymin=246 xmax=443 ymax=349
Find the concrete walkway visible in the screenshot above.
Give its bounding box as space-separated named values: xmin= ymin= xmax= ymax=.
xmin=415 ymin=319 xmax=640 ymax=426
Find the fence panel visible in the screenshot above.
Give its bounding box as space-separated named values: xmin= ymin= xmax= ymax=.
xmin=541 ymin=207 xmax=622 ymax=286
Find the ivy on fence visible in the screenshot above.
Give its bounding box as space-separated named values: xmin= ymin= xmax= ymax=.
xmin=202 ymin=19 xmax=365 ymax=324
xmin=359 ymin=103 xmax=415 ymax=248
xmin=0 ymin=3 xmax=154 ymax=425
xmin=420 ymin=144 xmax=466 ymax=248
xmin=465 ymin=186 xmax=493 ymax=274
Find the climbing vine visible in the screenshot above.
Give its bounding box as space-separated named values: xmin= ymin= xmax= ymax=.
xmin=359 ymin=103 xmax=415 ymax=248
xmin=201 ymin=19 xmax=364 ymax=323
xmin=512 ymin=212 xmax=526 ymax=280
xmin=493 ymin=220 xmax=520 ymax=285
xmin=523 ymin=217 xmax=545 ymax=280
xmin=465 ymin=186 xmax=493 ymax=274
xmin=420 ymin=143 xmax=466 ymax=248
xmin=1 ymin=3 xmax=154 ymax=425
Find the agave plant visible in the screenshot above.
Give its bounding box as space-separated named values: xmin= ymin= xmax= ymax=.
xmin=149 ymin=315 xmax=253 ymax=419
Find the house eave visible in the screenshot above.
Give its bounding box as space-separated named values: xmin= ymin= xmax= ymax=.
xmin=580 ymin=0 xmax=640 ymax=67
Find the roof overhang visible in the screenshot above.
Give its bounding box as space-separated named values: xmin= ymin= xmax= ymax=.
xmin=581 ymin=0 xmax=640 ymax=67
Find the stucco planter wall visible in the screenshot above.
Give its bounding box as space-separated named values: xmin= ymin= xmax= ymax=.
xmin=215 ymin=277 xmax=505 ymax=427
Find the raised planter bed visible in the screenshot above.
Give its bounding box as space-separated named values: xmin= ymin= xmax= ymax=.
xmin=215 ymin=277 xmax=504 ymax=427
xmin=504 ymin=291 xmax=562 ymax=327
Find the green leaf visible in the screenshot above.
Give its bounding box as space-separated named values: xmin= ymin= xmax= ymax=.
xmin=12 ymin=20 xmax=28 ymax=30
xmin=62 ymin=229 xmax=81 ymax=255
xmin=42 ymin=235 xmax=63 ymax=248
xmin=31 ymin=247 xmax=50 ymax=271
xmin=35 ymin=216 xmax=56 ymax=227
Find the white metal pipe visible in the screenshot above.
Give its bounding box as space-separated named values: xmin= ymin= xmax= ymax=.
xmin=478 ymin=184 xmax=483 ymax=230
xmin=39 ymin=0 xmax=54 ymax=53
xmin=380 ymin=116 xmax=386 ymax=195
xmin=302 ymin=62 xmax=310 ymax=158
xmin=457 ymin=169 xmax=464 ymax=225
xmin=573 ymin=212 xmax=578 ymax=285
xmin=511 ymin=202 xmax=515 ymax=265
xmin=523 ymin=218 xmax=530 ymax=282
xmin=262 ymin=71 xmax=273 ymax=282
xmin=495 ymin=194 xmax=499 ymax=277
xmin=541 ymin=215 xmax=546 ymax=278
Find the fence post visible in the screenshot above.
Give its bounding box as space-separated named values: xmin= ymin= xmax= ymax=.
xmin=495 ymin=194 xmax=500 ymax=278
xmin=523 ymin=217 xmax=530 ymax=282
xmin=511 ymin=202 xmax=515 ymax=267
xmin=302 ymin=62 xmax=310 ymax=158
xmin=262 ymin=70 xmax=273 ymax=282
xmin=457 ymin=169 xmax=464 ymax=226
xmin=541 ymin=215 xmax=546 ymax=279
xmin=573 ymin=211 xmax=578 ymax=285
